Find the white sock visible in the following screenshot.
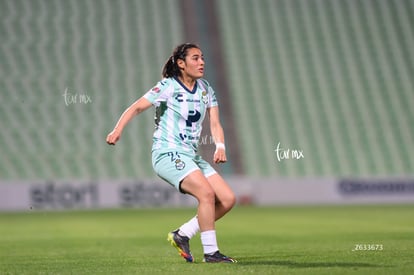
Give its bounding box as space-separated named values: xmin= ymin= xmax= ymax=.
xmin=200 ymin=230 xmax=219 ymax=255
xmin=178 ymin=216 xmax=200 ymax=239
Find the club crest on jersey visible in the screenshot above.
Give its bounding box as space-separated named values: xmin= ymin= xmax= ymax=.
xmin=201 ymin=91 xmax=209 ymax=104
xmin=175 ymin=159 xmax=186 ymax=170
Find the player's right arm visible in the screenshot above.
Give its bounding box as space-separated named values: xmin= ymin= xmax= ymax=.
xmin=107 ymin=78 xmax=171 ymax=145
xmin=106 ymin=97 xmax=152 ymax=145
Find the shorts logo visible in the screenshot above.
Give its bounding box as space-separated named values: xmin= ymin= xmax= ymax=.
xmin=168 ymin=151 xmax=186 ymax=170
xmin=175 ymin=159 xmax=186 ymax=170
xmin=201 ymin=91 xmax=208 ymax=104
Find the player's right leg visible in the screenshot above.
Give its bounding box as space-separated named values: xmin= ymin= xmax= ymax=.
xmin=153 ymin=150 xmax=215 ymax=262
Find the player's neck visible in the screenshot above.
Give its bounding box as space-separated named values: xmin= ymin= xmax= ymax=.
xmin=178 ymin=75 xmax=196 ymax=91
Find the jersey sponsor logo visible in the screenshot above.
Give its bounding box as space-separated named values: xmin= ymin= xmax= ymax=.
xmin=179 ymin=133 xmax=198 ymax=141
xmin=175 ymin=93 xmax=184 ymax=102
xmin=186 ymin=110 xmax=201 ymax=127
xmin=186 ymin=99 xmax=200 ymax=103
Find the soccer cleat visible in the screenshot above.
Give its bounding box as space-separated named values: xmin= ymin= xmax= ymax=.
xmin=167 ymin=230 xmax=194 ymax=263
xmin=203 ymin=251 xmax=237 ymax=263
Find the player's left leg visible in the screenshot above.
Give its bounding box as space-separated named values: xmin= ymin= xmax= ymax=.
xmin=171 ymin=174 xmax=237 ymax=263
xmin=200 ymin=173 xmax=237 ymax=263
xmin=207 ymin=173 xmax=236 ymax=221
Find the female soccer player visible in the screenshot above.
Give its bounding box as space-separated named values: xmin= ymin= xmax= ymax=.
xmin=106 ymin=43 xmax=236 ymax=263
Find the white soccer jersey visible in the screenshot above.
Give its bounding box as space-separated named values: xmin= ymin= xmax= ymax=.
xmin=143 ymin=77 xmax=218 ymax=152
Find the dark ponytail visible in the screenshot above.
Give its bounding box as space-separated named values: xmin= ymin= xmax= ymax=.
xmin=162 ymin=43 xmax=200 ymax=78
xmin=162 ymin=55 xmax=179 ymax=78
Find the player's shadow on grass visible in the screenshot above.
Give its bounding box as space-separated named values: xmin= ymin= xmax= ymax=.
xmin=238 ymin=258 xmax=391 ymax=269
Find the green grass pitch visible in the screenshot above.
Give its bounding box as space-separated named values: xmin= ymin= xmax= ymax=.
xmin=0 ymin=204 xmax=413 ymax=274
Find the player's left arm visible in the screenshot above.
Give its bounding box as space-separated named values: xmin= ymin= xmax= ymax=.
xmin=208 ymin=106 xmax=227 ymax=164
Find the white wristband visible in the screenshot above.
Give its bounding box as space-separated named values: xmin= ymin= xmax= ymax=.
xmin=215 ymin=143 xmax=226 ymax=150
